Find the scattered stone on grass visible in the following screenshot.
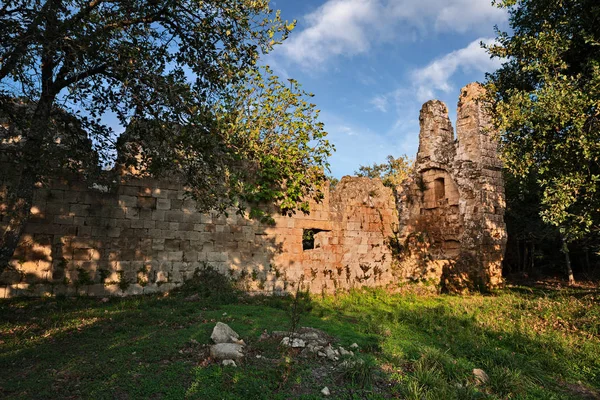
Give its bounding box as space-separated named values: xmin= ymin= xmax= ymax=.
xmin=281 ymin=337 xmax=306 ymax=348
xmin=209 ymin=322 xmax=245 ymax=362
xmin=338 ymin=347 xmax=353 ymax=357
xmin=222 ymin=359 xmax=237 ymax=367
xmin=321 ymin=387 xmax=331 ymax=396
xmin=349 ymin=343 xmax=359 ymax=349
xmin=324 ymin=345 xmax=339 ymax=361
xmin=211 ymin=322 xmax=240 ymax=344
xmin=210 ymin=343 xmax=244 ymax=361
xmin=473 ymin=368 xmax=489 ymax=385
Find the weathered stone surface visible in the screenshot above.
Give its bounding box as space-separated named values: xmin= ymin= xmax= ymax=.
xmin=222 ymin=359 xmax=237 ymax=367
xmin=210 ymin=343 xmax=244 ymax=361
xmin=281 ymin=337 xmax=306 ymax=348
xmin=211 ymin=322 xmax=240 ymax=344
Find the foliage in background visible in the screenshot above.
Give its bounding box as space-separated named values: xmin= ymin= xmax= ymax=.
xmin=355 ymin=155 xmax=414 ymax=189
xmin=485 ymin=0 xmax=600 ymax=281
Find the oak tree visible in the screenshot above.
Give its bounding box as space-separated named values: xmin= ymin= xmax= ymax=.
xmin=0 ymin=1 xmax=332 ymax=273
xmin=485 ymin=0 xmax=600 ymax=283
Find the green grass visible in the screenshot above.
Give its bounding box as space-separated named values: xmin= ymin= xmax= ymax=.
xmin=0 ymin=273 xmax=598 ymax=399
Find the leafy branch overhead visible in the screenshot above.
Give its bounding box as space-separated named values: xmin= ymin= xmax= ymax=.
xmin=0 ymin=0 xmax=332 ymax=271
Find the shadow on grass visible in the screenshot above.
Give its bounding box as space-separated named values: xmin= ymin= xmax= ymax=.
xmin=0 ymin=286 xmax=598 ymax=399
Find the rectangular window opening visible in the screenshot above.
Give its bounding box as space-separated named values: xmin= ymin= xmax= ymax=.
xmin=303 ymin=229 xmax=329 ymax=251
xmin=434 ymin=177 xmax=445 ymax=200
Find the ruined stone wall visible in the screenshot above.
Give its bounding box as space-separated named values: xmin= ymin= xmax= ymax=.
xmin=0 ymin=83 xmax=506 ymax=297
xmin=0 ymin=174 xmax=398 ymax=298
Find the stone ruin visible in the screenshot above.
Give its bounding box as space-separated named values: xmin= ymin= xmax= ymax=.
xmin=0 ymin=83 xmax=506 ymax=297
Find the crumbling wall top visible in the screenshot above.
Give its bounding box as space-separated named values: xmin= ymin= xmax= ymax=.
xmin=417 ymin=100 xmax=455 ymax=169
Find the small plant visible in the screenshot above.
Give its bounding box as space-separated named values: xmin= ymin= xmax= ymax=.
xmin=270 ymin=264 xmax=281 ymax=279
xmin=178 ymin=264 xmax=239 ymax=304
xmin=137 ymin=265 xmax=149 ymax=287
xmin=76 ymin=268 xmax=93 ymax=286
xmin=339 ymin=356 xmax=376 ymax=389
xmin=286 ymin=277 xmax=312 ymax=339
xmin=117 ymin=271 xmax=130 ymax=292
xmin=98 ymin=269 xmax=110 ymax=283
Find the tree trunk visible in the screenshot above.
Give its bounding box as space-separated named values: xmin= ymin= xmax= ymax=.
xmin=0 ymin=167 xmax=37 ymax=273
xmin=0 ymin=98 xmax=52 ymax=274
xmin=530 ymin=241 xmax=535 ymax=273
xmin=561 ymin=235 xmax=575 ymax=285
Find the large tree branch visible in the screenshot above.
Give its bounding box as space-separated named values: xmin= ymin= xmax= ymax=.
xmin=53 ymin=63 xmax=107 ymax=92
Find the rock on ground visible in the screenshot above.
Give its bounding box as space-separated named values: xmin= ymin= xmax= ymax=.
xmin=210 ymin=343 xmax=244 ymax=361
xmin=211 ymin=322 xmax=240 ymax=344
xmin=281 ymin=337 xmax=306 ymax=348
xmin=473 ymin=368 xmax=489 ymax=385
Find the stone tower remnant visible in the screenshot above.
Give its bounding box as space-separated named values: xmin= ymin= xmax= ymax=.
xmin=0 ymin=83 xmax=506 ymax=297
xmin=397 ymin=83 xmax=507 ymax=291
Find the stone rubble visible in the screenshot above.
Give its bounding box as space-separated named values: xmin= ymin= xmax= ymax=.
xmin=209 ymin=322 xmax=244 ymax=362
xmin=473 ymin=368 xmax=489 ymax=385
xmin=211 ymin=321 xmax=240 ymax=344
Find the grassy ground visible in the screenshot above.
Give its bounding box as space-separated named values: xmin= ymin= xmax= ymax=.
xmin=0 ymin=272 xmax=598 ymax=399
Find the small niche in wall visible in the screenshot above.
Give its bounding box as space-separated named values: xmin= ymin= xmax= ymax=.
xmin=434 ymin=177 xmax=445 ymax=200
xmin=303 ymin=229 xmax=328 ymax=250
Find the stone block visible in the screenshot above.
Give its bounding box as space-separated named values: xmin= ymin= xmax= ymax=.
xmin=152 ymin=210 xmax=166 ymax=221
xmin=130 ymin=219 xmax=144 ymax=229
xmin=167 ymin=251 xmax=183 ymax=261
xmin=118 ymin=195 xmax=137 ymax=208
xmin=107 ymin=227 xmax=121 ymax=238
xmin=125 ymin=207 xmax=140 ymax=220
xmin=137 ymin=196 xmax=156 ymax=209
xmin=156 ymin=198 xmax=171 ymax=210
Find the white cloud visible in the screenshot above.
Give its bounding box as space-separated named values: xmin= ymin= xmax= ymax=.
xmin=370 ymin=95 xmax=389 ymax=112
xmin=411 ymin=37 xmax=502 ymax=102
xmin=279 ymin=0 xmax=506 ymax=67
xmin=281 ymin=0 xmax=380 ymax=66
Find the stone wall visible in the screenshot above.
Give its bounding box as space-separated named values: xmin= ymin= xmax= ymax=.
xmin=0 ymin=174 xmax=399 ymax=297
xmin=0 ymin=83 xmax=506 ymax=297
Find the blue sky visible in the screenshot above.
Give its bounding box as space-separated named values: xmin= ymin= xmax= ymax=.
xmin=264 ymin=0 xmax=509 ymax=178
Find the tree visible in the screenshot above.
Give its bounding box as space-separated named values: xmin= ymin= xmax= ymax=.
xmin=355 ymin=155 xmax=413 ymax=189
xmin=485 ymin=0 xmax=600 ymax=283
xmin=0 ymin=1 xmax=333 ymax=273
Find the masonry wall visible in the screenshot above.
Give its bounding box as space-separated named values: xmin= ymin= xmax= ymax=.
xmin=0 ymin=174 xmax=399 ymax=298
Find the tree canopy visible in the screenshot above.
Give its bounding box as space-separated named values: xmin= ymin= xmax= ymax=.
xmin=0 ymin=0 xmax=333 ymax=271
xmin=485 ymin=0 xmax=600 ymax=281
xmin=485 ymin=0 xmax=600 ymax=240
